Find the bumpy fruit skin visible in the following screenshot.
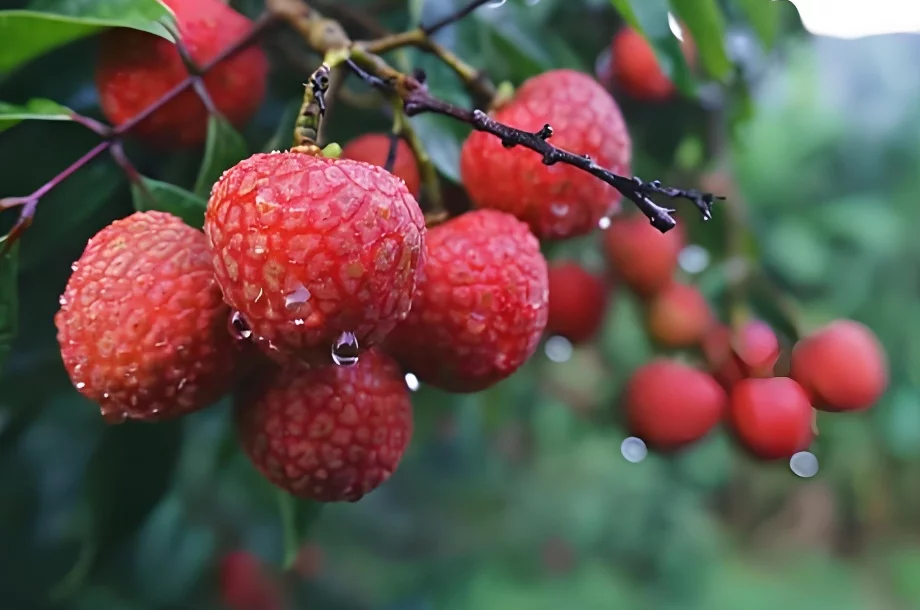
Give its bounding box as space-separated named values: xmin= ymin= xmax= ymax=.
xmin=609 ymin=27 xmax=695 ymax=101
xmin=205 ymin=151 xmax=426 ymax=363
xmin=625 ymin=359 xmax=727 ymax=451
xmin=385 ymin=210 xmax=549 ymax=393
xmin=546 ymin=261 xmax=608 ymax=344
xmin=219 ymin=551 xmax=283 ymax=610
xmin=55 ymin=211 xmax=240 ymax=422
xmin=95 ymin=0 xmax=268 ymax=148
xmin=603 ymin=215 xmax=683 ymax=298
xmin=460 ymin=70 xmax=631 ymax=240
xmin=790 ymin=320 xmax=888 ymax=412
xmin=236 ymin=350 xmax=412 ymax=502
xmin=341 ymin=133 xmax=421 ymax=198
xmin=729 ymin=377 xmax=813 ymax=460
xmin=646 ymin=282 xmax=712 ymax=348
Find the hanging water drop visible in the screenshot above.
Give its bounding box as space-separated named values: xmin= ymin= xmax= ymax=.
xmin=544 ymin=335 xmax=573 ymax=363
xmin=598 ymin=216 xmax=612 ymax=230
xmin=790 ymin=451 xmax=819 ymax=478
xmin=620 ymin=437 xmax=648 ymax=463
xmin=58 ymin=295 xmax=67 ymax=306
xmin=228 ymin=311 xmax=252 ymax=340
xmin=75 ymin=382 xmax=86 ymax=390
xmin=71 ymin=262 xmax=79 ymax=272
xmin=331 ymin=331 xmax=359 ymax=366
xmin=404 ymin=373 xmax=420 ymax=391
xmin=284 ymin=283 xmax=312 ymax=309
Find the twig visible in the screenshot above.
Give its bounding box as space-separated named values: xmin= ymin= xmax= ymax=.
xmin=397 ymin=84 xmax=720 ymax=231
xmin=387 ymin=90 xmax=444 ymax=222
xmin=420 ymin=0 xmax=494 ymax=36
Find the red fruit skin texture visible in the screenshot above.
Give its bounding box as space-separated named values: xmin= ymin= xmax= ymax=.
xmin=602 ymin=215 xmax=684 ymax=298
xmin=55 ymin=211 xmax=240 ymax=422
xmin=205 ymin=151 xmax=426 ymax=363
xmin=646 ymin=282 xmax=713 ymax=349
xmin=219 ymin=551 xmax=283 ymax=610
xmin=731 ymin=319 xmax=780 ymax=377
xmin=790 ymin=319 xmax=888 ymax=412
xmin=460 ymin=69 xmax=631 ymax=240
xmin=609 ymin=27 xmax=696 ymax=101
xmin=385 ymin=210 xmax=549 ymax=393
xmin=341 ymin=133 xmax=421 ymax=199
xmin=95 ymin=0 xmax=268 ymax=149
xmin=236 ymin=350 xmax=413 ymax=502
xmin=625 ymin=359 xmax=727 ymax=451
xmin=546 ymin=261 xmax=608 ymax=344
xmin=729 ymin=377 xmax=814 ymax=460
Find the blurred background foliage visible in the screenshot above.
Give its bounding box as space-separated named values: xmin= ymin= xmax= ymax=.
xmin=2 ymin=0 xmax=920 ymax=608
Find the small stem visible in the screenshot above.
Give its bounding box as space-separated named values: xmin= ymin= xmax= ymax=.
xmin=293 ymin=49 xmax=350 ymax=151
xmin=276 ymin=491 xmax=299 ymax=569
xmin=29 ymin=141 xmax=112 ymax=203
xmin=68 ymin=112 xmax=112 ymax=137
xmin=316 ymin=65 xmax=345 ymax=145
xmin=394 ymin=104 xmax=444 ymax=222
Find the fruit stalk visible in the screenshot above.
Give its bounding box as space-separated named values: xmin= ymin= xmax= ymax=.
xmin=389 ymin=97 xmax=445 ymax=223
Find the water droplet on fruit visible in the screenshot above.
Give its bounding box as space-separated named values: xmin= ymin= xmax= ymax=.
xmin=293 ymin=318 xmax=305 ymax=326
xmin=254 ymin=246 xmax=265 ymax=255
xmin=228 ymin=311 xmax=252 ymax=340
xmin=790 ymin=451 xmax=819 ymax=478
xmin=597 ymin=216 xmax=612 ymax=230
xmin=404 ymin=373 xmax=420 ymax=392
xmin=254 ymin=288 xmax=264 ymax=303
xmin=177 ymin=378 xmax=187 ymax=391
xmin=75 ymin=382 xmax=86 ymax=390
xmin=331 ymin=331 xmax=359 ymax=366
xmin=550 ymin=203 xmax=569 ymax=217
xmin=285 ymin=283 xmax=312 ymax=309
xmin=621 ymin=437 xmax=648 ymax=463
xmin=58 ymin=295 xmax=67 ymax=306
xmin=544 ymin=335 xmax=573 ymax=363
xmin=71 ymin=262 xmax=79 ymax=272
xmin=487 ymin=0 xmax=506 ymax=7
xmin=678 ymin=245 xmax=710 ymax=274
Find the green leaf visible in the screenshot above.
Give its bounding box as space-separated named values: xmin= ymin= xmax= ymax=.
xmin=0 ymin=98 xmax=74 ymax=133
xmin=85 ymin=420 xmax=183 ymax=565
xmin=734 ymin=0 xmax=783 ymax=49
xmin=131 ymin=176 xmax=207 ymax=229
xmin=277 ymin=491 xmax=323 ymax=569
xmin=608 ymin=0 xmax=695 ymax=95
xmin=0 ymin=0 xmax=173 ymax=75
xmin=0 ymin=242 xmax=18 ymax=373
xmin=670 ymin=0 xmax=732 ymax=80
xmin=194 ymin=115 xmax=249 ymax=198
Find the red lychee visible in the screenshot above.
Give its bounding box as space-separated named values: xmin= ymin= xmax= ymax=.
xmin=645 ymin=281 xmax=713 ymax=349
xmin=625 ymin=359 xmax=727 ymax=451
xmin=95 ymin=0 xmax=268 ymax=148
xmin=790 ymin=319 xmax=888 ymax=412
xmin=341 ymin=133 xmax=421 ymax=198
xmin=204 ymin=151 xmax=426 ymax=364
xmin=602 ymin=215 xmax=684 ymax=298
xmin=546 ymin=261 xmax=608 ymax=344
xmin=728 ymin=377 xmax=814 ymax=460
xmin=608 ymin=26 xmax=696 ymax=101
xmin=385 ymin=209 xmax=549 ymax=393
xmin=460 ymin=69 xmax=631 ymax=240
xmin=218 ymin=551 xmax=284 ymax=610
xmin=235 ymin=349 xmax=413 ymax=502
xmin=54 ymin=211 xmax=241 ymax=422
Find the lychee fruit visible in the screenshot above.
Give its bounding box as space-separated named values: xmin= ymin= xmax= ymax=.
xmin=204 ymin=151 xmax=426 ymax=364
xmin=55 ymin=211 xmax=241 ymax=422
xmin=385 ymin=209 xmax=549 ymax=393
xmin=645 ymin=281 xmax=712 ymax=349
xmin=218 ymin=551 xmax=284 ymax=610
xmin=546 ymin=261 xmax=608 ymax=344
xmin=95 ymin=0 xmax=268 ymax=148
xmin=607 ymin=26 xmax=696 ymax=101
xmin=602 ymin=214 xmax=684 ymax=298
xmin=460 ymin=69 xmax=631 ymax=240
xmin=235 ymin=349 xmax=413 ymax=502
xmin=341 ymin=133 xmax=421 ymax=198
xmin=728 ymin=377 xmax=813 ymax=460
xmin=625 ymin=359 xmax=727 ymax=451
xmin=790 ymin=319 xmax=888 ymax=412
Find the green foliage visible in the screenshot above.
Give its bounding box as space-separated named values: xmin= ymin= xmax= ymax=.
xmin=0 ymin=0 xmax=172 ymax=75
xmin=0 ymin=242 xmax=17 ymax=372
xmin=131 ymin=177 xmax=208 ymax=228
xmin=194 ymin=116 xmax=250 ymax=198
xmin=0 ymin=98 xmax=74 ymax=133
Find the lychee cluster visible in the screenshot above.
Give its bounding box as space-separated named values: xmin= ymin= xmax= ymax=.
xmin=602 ymin=214 xmax=889 ymax=463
